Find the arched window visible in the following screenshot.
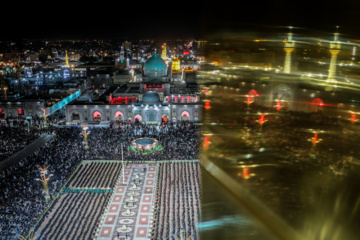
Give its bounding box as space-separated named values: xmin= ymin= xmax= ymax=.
xmin=93 ymin=111 xmax=102 ymax=122
xmin=17 ymin=108 xmax=24 ymax=116
xmin=134 ymin=114 xmax=142 ymax=123
xmin=162 ymin=114 xmax=169 ymax=124
xmin=181 ymin=111 xmax=190 ymax=121
xmin=115 ymin=111 xmax=123 ymax=121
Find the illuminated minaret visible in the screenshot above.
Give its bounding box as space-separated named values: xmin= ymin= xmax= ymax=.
xmin=120 ymin=46 xmax=125 ymax=63
xmin=283 ymin=27 xmax=295 ymax=73
xmin=65 ymin=50 xmax=70 ymax=67
xmin=327 ymin=27 xmax=341 ymax=83
xmin=161 ymin=43 xmax=167 ymax=60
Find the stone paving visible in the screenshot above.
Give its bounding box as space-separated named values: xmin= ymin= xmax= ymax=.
xmin=98 ymin=163 xmax=157 ymax=240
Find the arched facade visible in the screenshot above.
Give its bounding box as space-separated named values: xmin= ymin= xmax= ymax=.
xmin=146 ymin=110 xmax=158 ymax=123
xmin=65 ymin=101 xmax=201 ymax=124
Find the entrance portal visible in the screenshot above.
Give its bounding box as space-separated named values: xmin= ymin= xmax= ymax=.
xmin=115 ymin=111 xmax=124 ymax=121
xmin=134 ymin=114 xmax=142 ymax=123
xmin=161 ymin=114 xmax=169 ymax=124
xmin=93 ymin=111 xmax=102 ymax=122
xmin=181 ymin=111 xmax=190 ymax=121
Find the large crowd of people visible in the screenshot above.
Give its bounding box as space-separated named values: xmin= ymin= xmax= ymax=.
xmin=1 ymin=98 xmax=353 ymax=240
xmin=0 ymin=123 xmax=44 ymax=161
xmin=0 ymin=128 xmax=85 ymax=240
xmin=36 ymin=162 xmax=120 ymax=240
xmin=151 ymin=162 xmax=200 ymax=240
xmin=68 ymin=162 xmax=122 ymax=188
xmin=37 ymin=192 xmax=109 ymax=240
xmin=0 ymin=121 xmax=200 ymax=239
xmin=86 ymin=121 xmax=200 ymax=161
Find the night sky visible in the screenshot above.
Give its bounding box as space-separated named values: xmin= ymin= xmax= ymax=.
xmin=6 ymin=0 xmax=360 ymax=40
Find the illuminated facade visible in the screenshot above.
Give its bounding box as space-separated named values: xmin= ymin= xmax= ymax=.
xmin=171 ymin=56 xmax=181 ymax=71
xmin=66 ymin=54 xmax=201 ymax=124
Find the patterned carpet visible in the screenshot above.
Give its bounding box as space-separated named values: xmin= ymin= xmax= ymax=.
xmin=98 ymin=163 xmax=157 ymax=240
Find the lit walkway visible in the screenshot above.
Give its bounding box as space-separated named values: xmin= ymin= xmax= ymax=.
xmin=98 ymin=163 xmax=157 ymax=240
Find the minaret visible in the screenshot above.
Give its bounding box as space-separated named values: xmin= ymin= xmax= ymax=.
xmin=161 ymin=43 xmax=167 ymax=60
xmin=65 ymin=50 xmax=70 ymax=67
xmin=283 ymin=27 xmax=295 ymax=74
xmin=327 ymin=26 xmax=341 ymax=83
xmin=120 ymin=46 xmax=125 ymax=63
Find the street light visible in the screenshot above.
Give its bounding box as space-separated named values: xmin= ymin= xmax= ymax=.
xmin=171 ymin=228 xmax=195 ymax=240
xmin=307 ymin=129 xmax=324 ymax=147
xmin=18 ymin=228 xmax=40 ymax=240
xmin=275 ymin=99 xmax=283 ymax=111
xmin=81 ymin=125 xmax=90 ymax=150
xmin=349 ymin=111 xmax=359 ymax=124
xmin=41 ymin=108 xmax=49 ymax=128
xmin=36 ymin=163 xmax=53 ymax=203
xmin=255 ymin=113 xmax=267 ymax=132
xmin=237 ymin=167 xmax=256 ymax=180
xmin=245 ymin=95 xmax=253 ymax=110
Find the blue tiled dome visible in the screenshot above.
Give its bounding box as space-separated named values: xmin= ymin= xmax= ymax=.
xmin=144 ymin=54 xmax=168 ymax=77
xmin=142 ymin=91 xmax=160 ymax=103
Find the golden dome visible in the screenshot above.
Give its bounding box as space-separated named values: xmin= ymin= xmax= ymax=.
xmin=171 ymin=57 xmax=181 ymax=71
